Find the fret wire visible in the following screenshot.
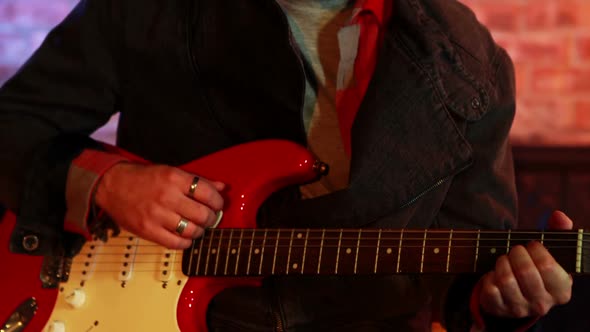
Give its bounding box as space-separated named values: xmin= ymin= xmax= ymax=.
xmin=204 ymin=228 xmax=215 ymax=275
xmin=301 ymin=229 xmax=309 ymax=275
xmin=272 ymin=229 xmax=280 ymax=275
xmin=374 ymin=229 xmax=382 ymax=274
xmin=259 ymin=229 xmax=268 ymax=275
xmin=446 ymin=229 xmax=453 ymax=273
xmin=420 ymin=229 xmax=427 ymax=273
xmin=224 ymin=229 xmax=234 ymax=275
xmin=246 ymin=230 xmax=255 ymax=275
xmin=213 ymin=228 xmax=223 ymax=276
xmin=507 ymin=229 xmax=511 ymax=254
xmin=235 ymin=229 xmax=244 ymax=276
xmin=354 ymin=229 xmax=362 ymax=274
xmin=396 ymin=229 xmax=404 ymax=273
xmin=474 ymin=230 xmax=480 ymax=273
xmin=195 ymin=231 xmax=206 ymax=275
xmin=577 ymin=229 xmax=583 ymax=274
xmin=335 ymin=229 xmax=343 ymax=274
xmin=188 ymin=236 xmax=196 ymax=276
xmin=286 ymin=229 xmax=295 ymax=275
xmin=318 ymin=229 xmax=325 ymax=275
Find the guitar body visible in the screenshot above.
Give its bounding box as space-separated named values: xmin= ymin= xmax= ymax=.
xmin=0 ymin=139 xmax=320 ymax=332
xmin=0 ymin=212 xmax=59 ymax=332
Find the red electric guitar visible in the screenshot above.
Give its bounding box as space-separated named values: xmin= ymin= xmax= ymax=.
xmin=1 ymin=139 xmax=588 ymax=332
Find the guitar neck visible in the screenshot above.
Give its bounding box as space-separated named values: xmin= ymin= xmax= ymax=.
xmin=181 ymin=228 xmax=589 ymax=277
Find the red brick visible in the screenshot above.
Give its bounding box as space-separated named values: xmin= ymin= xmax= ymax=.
xmin=476 ymin=4 xmax=522 ymax=32
xmin=513 ymin=62 xmax=529 ymax=96
xmin=531 ymin=67 xmax=590 ymax=95
xmin=575 ymin=0 xmax=590 ymax=29
xmin=510 ymin=37 xmax=570 ymax=64
xmin=576 ymin=36 xmax=590 ymax=63
xmin=555 ymin=4 xmax=577 ymax=28
xmin=574 ymin=100 xmax=590 ymax=130
xmin=523 ymin=1 xmax=590 ymax=30
xmin=524 ymin=1 xmax=555 ymax=30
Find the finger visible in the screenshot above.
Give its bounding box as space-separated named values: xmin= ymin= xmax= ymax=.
xmin=494 ymin=254 xmax=530 ymax=317
xmin=173 ymin=194 xmax=218 ymax=229
xmin=528 ymin=241 xmax=573 ymax=305
xmin=140 ymin=222 xmax=193 ymax=249
xmin=170 ymin=215 xmax=206 ymax=239
xmin=181 ymin=174 xmax=224 ymax=211
xmin=479 ymin=271 xmax=507 ymax=316
xmin=155 ymin=229 xmax=193 ymax=249
xmin=211 ymin=180 xmax=226 ymax=192
xmin=547 ymin=210 xmax=574 ymax=231
xmin=508 ymin=245 xmax=552 ymax=316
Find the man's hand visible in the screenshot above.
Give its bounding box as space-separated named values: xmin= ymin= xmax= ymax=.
xmin=479 ymin=211 xmax=574 ymax=318
xmin=94 ymin=163 xmax=225 ymax=249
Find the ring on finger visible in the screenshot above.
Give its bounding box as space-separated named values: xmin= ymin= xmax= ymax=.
xmin=175 ymin=218 xmax=190 ymax=235
xmin=189 ymin=176 xmax=200 ymax=195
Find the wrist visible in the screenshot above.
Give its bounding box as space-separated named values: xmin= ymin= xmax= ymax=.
xmin=94 ymin=161 xmax=134 ymax=209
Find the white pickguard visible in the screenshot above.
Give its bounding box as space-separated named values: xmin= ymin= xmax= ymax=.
xmin=43 ymin=232 xmax=187 ymax=332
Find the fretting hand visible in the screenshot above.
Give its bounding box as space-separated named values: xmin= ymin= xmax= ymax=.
xmin=479 ymin=211 xmax=573 ymax=318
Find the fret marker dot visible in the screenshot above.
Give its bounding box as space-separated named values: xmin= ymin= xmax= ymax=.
xmin=490 ymin=248 xmax=496 ymax=254
xmin=297 ymin=233 xmax=303 ymax=239
xmin=231 ymin=249 xmax=236 ymax=254
xmin=292 ymin=263 xmax=298 ymax=270
xmin=211 ymin=249 xmax=217 ymax=255
xmin=254 ymin=248 xmax=260 ymax=255
xmin=346 ymin=248 xmax=352 ymax=254
xmin=386 ymin=248 xmax=392 ymax=254
xmin=434 ymin=248 xmax=440 ymax=254
xmin=193 ymin=249 xmax=199 ymax=254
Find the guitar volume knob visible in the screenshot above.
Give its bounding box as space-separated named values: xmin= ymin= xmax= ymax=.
xmin=64 ymin=289 xmax=86 ymax=308
xmin=46 ymin=320 xmax=66 ymax=332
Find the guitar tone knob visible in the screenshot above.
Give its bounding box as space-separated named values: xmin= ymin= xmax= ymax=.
xmin=46 ymin=321 xmax=66 ymax=332
xmin=64 ymin=289 xmax=86 ymax=308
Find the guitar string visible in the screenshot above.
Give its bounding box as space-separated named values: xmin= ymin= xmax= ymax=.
xmin=67 ymin=256 xmax=590 ymax=275
xmin=68 ymin=249 xmax=590 ymax=269
xmin=71 ymin=253 xmax=590 ymax=274
xmin=79 ymin=243 xmax=590 ymax=253
xmin=84 ymin=237 xmax=590 ymax=250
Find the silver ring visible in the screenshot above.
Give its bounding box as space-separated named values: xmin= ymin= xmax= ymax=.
xmin=175 ymin=218 xmax=189 ymax=235
xmin=189 ymin=176 xmax=200 ymax=195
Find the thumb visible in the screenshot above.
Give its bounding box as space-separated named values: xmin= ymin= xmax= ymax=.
xmin=547 ymin=210 xmax=574 ymax=230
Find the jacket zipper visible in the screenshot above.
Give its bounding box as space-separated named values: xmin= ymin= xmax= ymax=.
xmin=184 ymin=0 xmax=199 ymax=75
xmin=400 ymin=162 xmax=471 ymax=209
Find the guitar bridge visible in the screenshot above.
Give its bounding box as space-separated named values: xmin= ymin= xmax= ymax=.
xmin=0 ymin=298 xmax=37 ymax=332
xmin=40 ymin=255 xmax=73 ymax=288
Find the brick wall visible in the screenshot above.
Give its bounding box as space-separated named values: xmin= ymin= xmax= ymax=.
xmin=462 ymin=0 xmax=590 ymax=145
xmin=1 ymin=0 xmax=589 ymax=145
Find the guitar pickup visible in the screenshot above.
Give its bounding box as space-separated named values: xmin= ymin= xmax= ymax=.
xmin=40 ymin=255 xmax=72 ymax=288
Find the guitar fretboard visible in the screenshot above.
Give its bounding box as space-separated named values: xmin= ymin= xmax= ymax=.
xmin=181 ymin=228 xmax=589 ymax=277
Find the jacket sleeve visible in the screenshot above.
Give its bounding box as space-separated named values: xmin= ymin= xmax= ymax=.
xmin=0 ymin=0 xmax=121 ymax=256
